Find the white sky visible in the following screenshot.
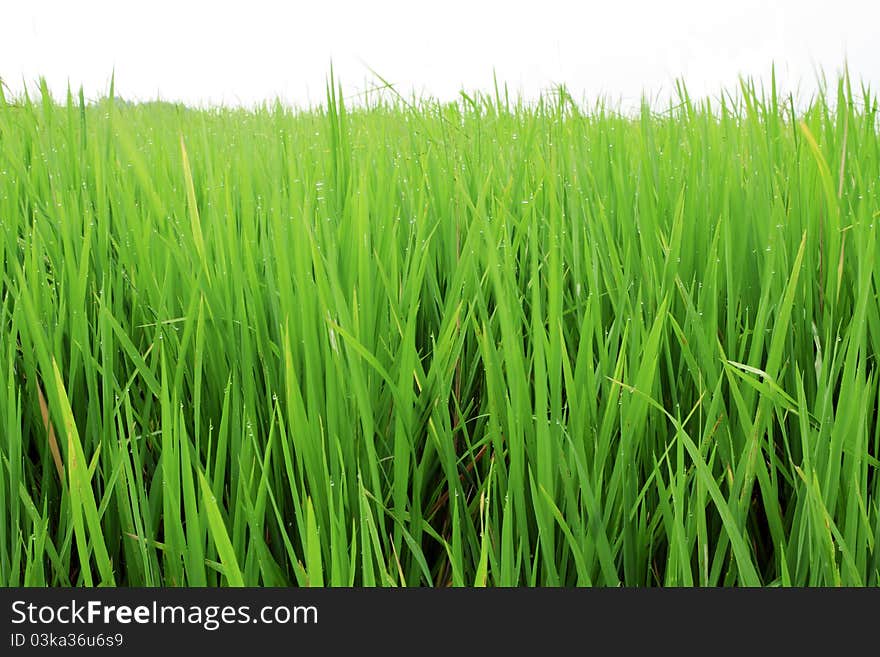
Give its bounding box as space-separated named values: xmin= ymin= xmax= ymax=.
xmin=2 ymin=1 xmax=878 ymax=109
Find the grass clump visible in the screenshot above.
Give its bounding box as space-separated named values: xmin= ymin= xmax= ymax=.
xmin=1 ymin=74 xmax=879 ymax=586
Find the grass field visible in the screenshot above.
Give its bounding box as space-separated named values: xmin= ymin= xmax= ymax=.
xmin=1 ymin=73 xmax=879 ymax=587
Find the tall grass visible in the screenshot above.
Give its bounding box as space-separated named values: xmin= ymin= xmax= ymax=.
xmin=1 ymin=73 xmax=879 ymax=586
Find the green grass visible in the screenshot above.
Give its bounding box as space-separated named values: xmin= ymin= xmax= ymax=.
xmin=1 ymin=71 xmax=879 ymax=587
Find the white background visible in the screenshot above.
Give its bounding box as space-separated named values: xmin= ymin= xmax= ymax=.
xmin=2 ymin=1 xmax=878 ymax=108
